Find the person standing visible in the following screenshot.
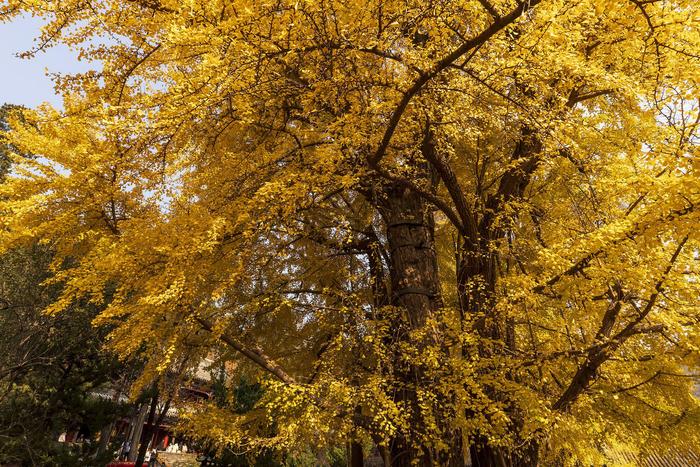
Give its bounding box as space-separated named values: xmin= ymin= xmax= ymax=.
xmin=120 ymin=440 xmax=131 ymax=461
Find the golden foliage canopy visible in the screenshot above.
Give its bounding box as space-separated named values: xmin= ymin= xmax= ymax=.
xmin=1 ymin=0 xmax=699 ymax=464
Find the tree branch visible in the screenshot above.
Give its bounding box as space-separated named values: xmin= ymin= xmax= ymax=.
xmin=194 ymin=316 xmax=297 ymax=385
xmin=534 ymin=205 xmax=694 ymax=294
xmin=368 ymin=0 xmax=543 ymax=167
xmin=420 ymin=126 xmax=478 ymax=245
xmin=552 ymin=235 xmax=689 ymax=412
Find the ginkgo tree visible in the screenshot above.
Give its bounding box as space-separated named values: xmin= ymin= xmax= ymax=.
xmin=1 ymin=0 xmax=699 ymax=465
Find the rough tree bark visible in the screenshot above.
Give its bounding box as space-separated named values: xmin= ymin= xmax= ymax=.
xmin=378 ymin=180 xmax=459 ymax=466
xmin=134 ymin=386 xmax=159 ymax=466
xmin=457 ymin=128 xmax=543 ymax=467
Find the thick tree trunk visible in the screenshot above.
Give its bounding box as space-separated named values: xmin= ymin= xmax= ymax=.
xmin=97 ymin=381 xmax=126 ymax=457
xmin=97 ymin=421 xmax=115 ymax=456
xmin=381 ymin=183 xmax=443 ymax=328
xmin=457 ymin=247 xmax=499 ymax=339
xmin=127 ymin=402 xmax=149 ymax=461
xmin=459 ymin=245 xmax=542 ymax=467
xmin=378 ymin=181 xmax=447 ymax=467
xmin=134 ymin=387 xmax=159 ymax=466
xmin=350 ymin=440 xmax=364 ymax=467
xmin=456 ymin=128 xmax=544 ymax=466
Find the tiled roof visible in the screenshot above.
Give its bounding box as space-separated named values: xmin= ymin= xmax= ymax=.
xmin=609 ymin=448 xmax=700 ymax=466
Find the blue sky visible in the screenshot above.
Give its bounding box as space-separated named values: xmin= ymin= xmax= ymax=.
xmin=0 ymin=15 xmax=91 ymax=108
